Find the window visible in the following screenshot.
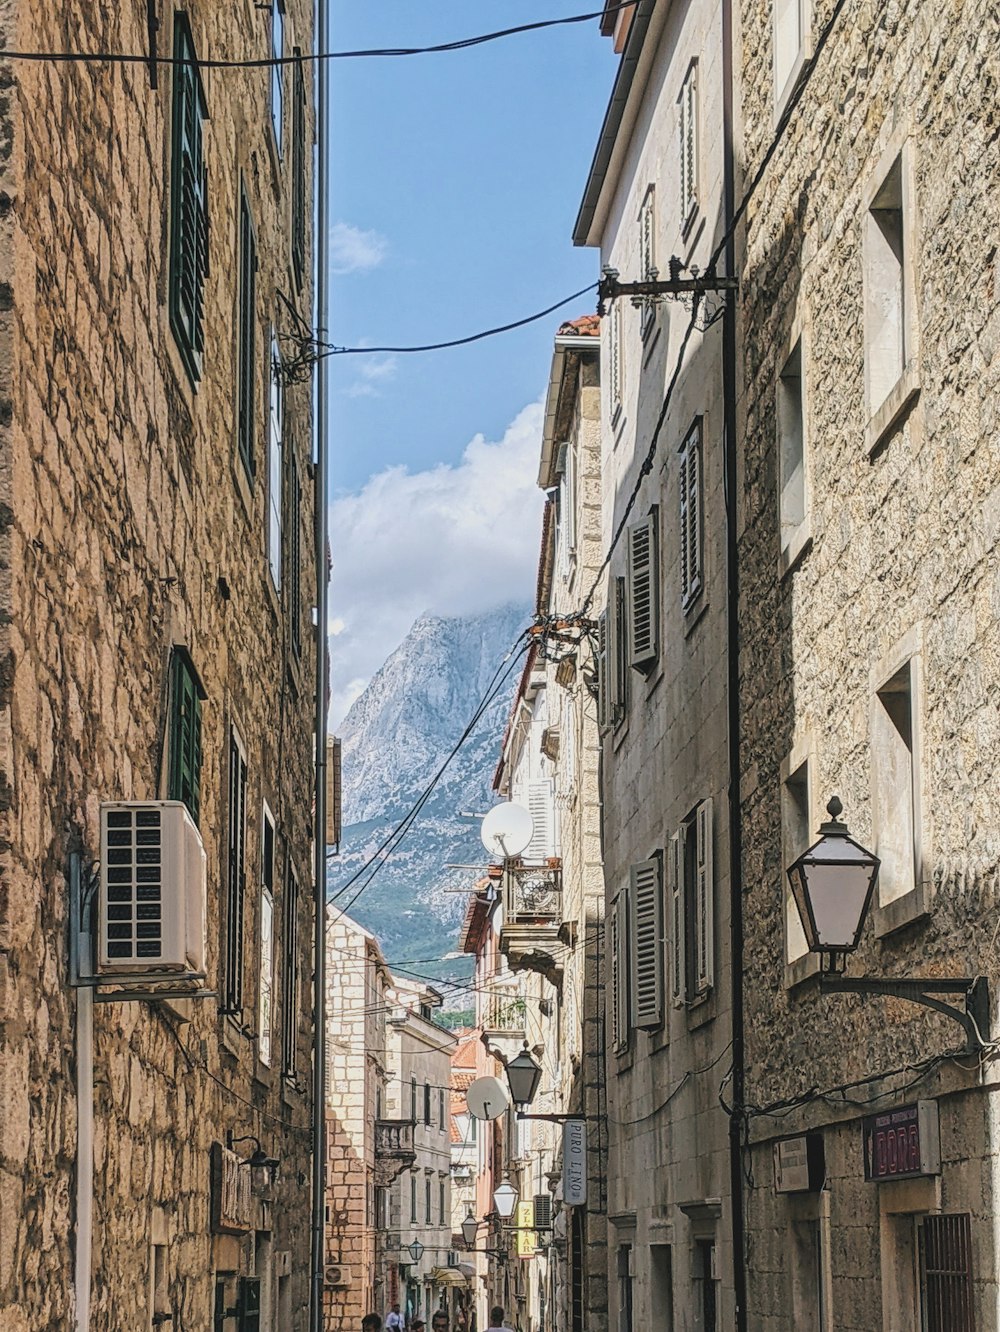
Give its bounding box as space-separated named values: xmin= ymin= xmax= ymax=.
xmin=281 ymin=866 xmax=299 ymax=1078
xmin=680 ymin=63 xmax=699 ymax=230
xmin=259 ymin=807 xmax=276 ymax=1065
xmin=525 ymin=778 xmax=556 ymax=860
xmin=237 ymin=191 xmax=258 ymax=482
xmin=291 ymin=55 xmax=307 ymax=284
xmin=790 ymin=1219 xmax=827 ymax=1331
xmin=289 ymin=452 xmax=302 ymax=657
xmin=696 ymin=1241 xmax=718 ymax=1332
xmin=439 ymin=1180 xmax=446 ymax=1224
xmin=781 ymin=758 xmax=811 ymax=965
xmin=151 ymin=1242 xmax=170 ymax=1328
xmin=557 ymin=441 xmax=577 ymax=581
xmin=639 ymin=187 xmax=657 ymax=339
xmin=650 ymin=1245 xmax=674 ymax=1332
xmin=410 ymin=1174 xmax=418 ymax=1223
xmin=627 ymin=510 xmax=659 ymax=671
xmin=864 ymin=149 xmax=915 ymax=424
xmin=777 ymin=339 xmax=806 ymax=557
xmin=774 ymin=0 xmax=807 ymax=109
xmin=424 ymin=1082 xmax=431 ymax=1126
xmin=167 ymin=649 xmax=203 ymax=823
xmin=223 ymin=729 xmax=248 ymax=1015
xmin=559 ymin=693 xmax=577 ymax=799
xmin=609 ymin=297 xmax=623 ymax=422
xmin=616 ymin=1245 xmax=633 ymax=1332
xmin=873 ymin=658 xmax=920 ymax=907
xmin=268 ymin=335 xmax=284 ymax=589
xmin=425 ymin=1178 xmax=432 ymax=1224
xmin=669 ymin=799 xmax=714 ymax=1004
xmin=270 ymin=0 xmax=285 ymax=155
xmin=610 ymin=887 xmax=630 ymax=1053
xmin=410 ymin=1077 xmax=417 ymax=1121
xmin=439 ymin=1088 xmax=446 ymax=1131
xmin=468 ymin=1116 xmax=477 ymax=1144
xmin=679 ymin=421 xmax=704 ymax=609
xmin=169 ymin=14 xmax=208 ymax=384
xmin=630 ymin=858 xmax=664 ymax=1030
xmin=919 ymin=1213 xmax=974 ymax=1331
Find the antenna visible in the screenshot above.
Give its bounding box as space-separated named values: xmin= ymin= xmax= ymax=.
xmin=480 ymin=802 xmax=533 ymax=861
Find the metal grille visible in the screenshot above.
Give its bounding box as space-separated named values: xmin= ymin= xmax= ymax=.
xmin=920 ymin=1213 xmax=974 ymax=1332
xmin=104 ymin=807 xmax=162 ymax=960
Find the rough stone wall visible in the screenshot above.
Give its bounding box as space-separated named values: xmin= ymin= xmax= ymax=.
xmin=0 ymin=0 xmax=318 ymax=1327
xmin=736 ymin=0 xmax=1000 ymax=1325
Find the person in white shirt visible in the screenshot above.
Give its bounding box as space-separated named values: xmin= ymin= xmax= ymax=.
xmin=385 ymin=1304 xmax=404 ymax=1332
xmin=486 ymin=1307 xmax=514 ymax=1332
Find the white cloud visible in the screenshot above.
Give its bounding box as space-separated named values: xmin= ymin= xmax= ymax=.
xmin=329 ymin=222 xmax=387 ymax=275
xmin=342 ymin=355 xmax=398 ymax=399
xmin=328 ymin=401 xmax=546 ymax=728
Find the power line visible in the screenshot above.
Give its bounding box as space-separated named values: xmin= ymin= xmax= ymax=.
xmin=0 ymin=4 xmax=634 ymax=71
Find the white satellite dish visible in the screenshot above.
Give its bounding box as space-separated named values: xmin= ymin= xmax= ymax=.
xmin=480 ymin=802 xmax=533 ymax=860
xmin=465 ymin=1076 xmax=510 ymax=1122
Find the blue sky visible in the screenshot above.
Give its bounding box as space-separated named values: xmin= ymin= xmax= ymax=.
xmin=326 ymin=2 xmax=617 ymax=723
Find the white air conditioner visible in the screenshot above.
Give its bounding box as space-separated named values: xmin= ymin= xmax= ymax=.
xmin=99 ymin=801 xmax=206 ymax=974
xmin=324 ymin=1264 xmax=348 ymax=1287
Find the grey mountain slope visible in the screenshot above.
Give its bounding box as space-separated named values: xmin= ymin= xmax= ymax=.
xmin=328 ymin=604 xmax=529 ymax=973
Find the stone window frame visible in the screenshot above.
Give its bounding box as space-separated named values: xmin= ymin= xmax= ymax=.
xmin=869 ymin=623 xmax=929 ymax=939
xmin=862 ymin=129 xmax=922 ymax=455
xmin=780 ymin=735 xmax=820 ymax=989
xmin=772 ymin=0 xmax=813 ymax=124
xmin=776 ymin=308 xmax=813 ymax=578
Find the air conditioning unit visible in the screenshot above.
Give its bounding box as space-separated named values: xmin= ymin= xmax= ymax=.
xmin=99 ymin=801 xmax=206 ymax=973
xmin=324 ymin=1264 xmax=348 ymax=1287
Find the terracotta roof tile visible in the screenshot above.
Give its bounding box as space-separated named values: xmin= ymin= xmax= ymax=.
xmin=557 ymin=313 xmax=600 ymax=338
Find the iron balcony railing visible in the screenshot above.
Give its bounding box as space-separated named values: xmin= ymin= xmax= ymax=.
xmin=503 ymin=861 xmax=562 ymax=925
xmin=483 ymin=988 xmax=528 ymax=1035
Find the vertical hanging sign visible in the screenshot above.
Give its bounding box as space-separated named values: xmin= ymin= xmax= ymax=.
xmin=562 ymin=1119 xmax=587 ymax=1206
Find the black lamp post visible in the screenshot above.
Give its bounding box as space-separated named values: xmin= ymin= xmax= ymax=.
xmin=788 ymin=797 xmax=989 ymax=1051
xmin=504 ymin=1044 xmax=543 ymax=1108
xmin=492 ymin=1176 xmax=518 ymax=1220
xmin=461 ymin=1213 xmax=479 ymax=1248
xmin=408 ymin=1239 xmax=424 ymax=1265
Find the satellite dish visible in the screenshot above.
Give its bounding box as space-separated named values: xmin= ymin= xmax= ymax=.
xmin=466 ymin=1076 xmax=510 ymax=1122
xmin=480 ymin=802 xmax=533 ymax=860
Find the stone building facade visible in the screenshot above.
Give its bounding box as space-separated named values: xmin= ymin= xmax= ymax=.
xmin=324 ymin=910 xmax=392 ymax=1328
xmin=735 ymin=0 xmax=1000 ymax=1327
xmin=573 ymin=0 xmax=737 ymax=1326
xmin=0 ymin=1 xmax=319 ymax=1327
xmin=493 ymin=313 xmax=608 ymax=1332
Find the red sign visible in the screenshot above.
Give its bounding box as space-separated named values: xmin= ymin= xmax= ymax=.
xmin=862 ymin=1101 xmax=939 ymax=1182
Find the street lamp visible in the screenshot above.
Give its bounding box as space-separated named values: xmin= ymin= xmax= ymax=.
xmin=788 ymin=796 xmax=989 ymax=1051
xmin=461 ymin=1213 xmax=479 ymax=1248
xmin=786 ymin=796 xmax=880 ymax=973
xmin=408 ymin=1239 xmax=424 ymax=1264
xmin=492 ymin=1175 xmax=518 ymax=1220
xmin=504 ymin=1044 xmax=543 ymax=1108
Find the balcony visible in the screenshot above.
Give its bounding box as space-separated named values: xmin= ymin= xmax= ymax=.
xmin=374 ymin=1118 xmax=416 ymax=1186
xmin=500 ymin=862 xmax=564 ymax=984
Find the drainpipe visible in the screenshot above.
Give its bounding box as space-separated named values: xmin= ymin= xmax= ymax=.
xmin=73 ymin=855 xmax=93 ymax=1332
xmin=721 ymin=0 xmax=748 ymax=1327
xmin=310 ymin=0 xmax=331 ymax=1322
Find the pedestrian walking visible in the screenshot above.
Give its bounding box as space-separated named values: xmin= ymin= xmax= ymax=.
xmin=386 ymin=1302 xmax=405 ymax=1332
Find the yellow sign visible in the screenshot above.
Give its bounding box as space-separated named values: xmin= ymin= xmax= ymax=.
xmin=515 ymin=1201 xmax=537 ymax=1259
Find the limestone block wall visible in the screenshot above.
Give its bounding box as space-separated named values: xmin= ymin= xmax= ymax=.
xmin=736 ymin=0 xmax=1000 ymax=1324
xmin=0 ymin=0 xmax=318 ymax=1327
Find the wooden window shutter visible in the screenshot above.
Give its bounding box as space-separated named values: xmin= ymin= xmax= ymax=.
xmin=627 ymin=511 xmax=659 ymax=670
xmin=695 ymin=798 xmax=714 ymax=993
xmin=291 ymin=55 xmax=307 ymax=285
xmin=613 ymin=575 xmax=628 ymax=719
xmin=237 ymin=192 xmax=258 ymax=481
xmin=169 ymin=16 xmax=208 ymax=382
xmin=225 ymin=730 xmax=248 ymax=1014
xmin=597 ymin=609 xmax=609 ymax=731
xmin=282 ymin=865 xmax=299 ymax=1077
xmin=564 ymin=443 xmax=577 ymax=556
xmin=640 ymin=189 xmax=656 ymax=336
xmin=611 ymin=889 xmax=630 ymax=1051
xmin=525 ymin=778 xmax=555 ymax=860
xmin=669 ymin=831 xmax=685 ymax=1005
xmin=681 ymin=65 xmax=698 ymax=225
xmin=168 ymin=651 xmax=203 ymax=824
xmin=680 ymin=423 xmax=703 ymax=607
xmin=290 ymin=452 xmax=302 ymax=657
xmin=630 ymin=858 xmax=663 ymax=1029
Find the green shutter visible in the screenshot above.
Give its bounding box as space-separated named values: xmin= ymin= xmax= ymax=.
xmin=169 ymin=15 xmax=208 ymax=383
xmin=168 ymin=651 xmax=202 ymax=824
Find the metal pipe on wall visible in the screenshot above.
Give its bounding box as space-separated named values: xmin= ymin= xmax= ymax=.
xmin=310 ymin=0 xmax=331 ymax=1321
xmin=73 ymin=855 xmax=94 ymax=1332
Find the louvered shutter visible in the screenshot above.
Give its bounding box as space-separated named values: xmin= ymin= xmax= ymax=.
xmin=611 ymin=889 xmax=630 ymax=1050
xmin=681 ymin=66 xmax=698 ymax=225
xmin=669 ymin=831 xmax=685 ymax=1006
xmin=630 ymin=858 xmax=663 ymax=1029
xmin=290 ymin=452 xmax=302 ymax=657
xmin=169 ymin=17 xmax=208 ymax=381
xmin=695 ymin=798 xmax=714 ymax=993
xmin=282 ymin=866 xmax=299 ymax=1076
xmin=225 ymin=730 xmax=248 ymax=1013
xmin=627 ymin=512 xmax=658 ymax=669
xmin=613 ymin=575 xmax=628 ymax=719
xmin=640 ymin=191 xmax=656 ymax=336
xmin=597 ymin=610 xmax=609 ymax=731
xmin=564 ymin=443 xmax=577 ymax=556
xmin=680 ymin=425 xmax=703 ymax=607
xmin=237 ymin=195 xmax=258 ymax=480
xmin=291 ymin=56 xmax=307 ymax=284
xmin=168 ymin=652 xmax=202 ymax=824
xmin=525 ymin=778 xmax=555 ymax=860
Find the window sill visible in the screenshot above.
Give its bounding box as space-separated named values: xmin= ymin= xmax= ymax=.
xmin=773 ymin=44 xmax=810 ymax=127
xmin=611 ymin=404 xmax=626 ymax=445
xmin=866 ymin=362 xmax=920 ymax=457
xmin=614 ymin=1047 xmax=635 ymax=1075
xmin=266 ymin=120 xmax=284 ymax=198
xmin=685 ymin=989 xmax=717 ymax=1031
xmin=779 ymin=522 xmax=812 ymax=580
xmin=874 ymin=882 xmax=929 ymax=939
xmin=232 ymin=453 xmax=255 ymax=527
xmin=219 ymin=1013 xmax=246 ymax=1058
xmin=683 ymin=594 xmax=709 ymax=638
xmin=784 ymin=950 xmax=821 ymax=991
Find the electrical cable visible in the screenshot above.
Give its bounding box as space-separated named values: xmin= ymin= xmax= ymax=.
xmin=0 ymin=3 xmax=636 ymax=70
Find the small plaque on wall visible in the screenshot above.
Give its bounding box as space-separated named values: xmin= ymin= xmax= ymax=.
xmin=773 ymin=1133 xmax=825 ymax=1194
